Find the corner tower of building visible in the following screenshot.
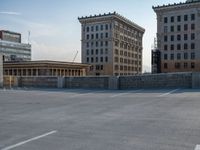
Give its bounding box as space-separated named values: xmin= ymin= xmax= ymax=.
xmin=153 ymin=1 xmax=200 ymax=73
xmin=78 ymin=12 xmax=145 ymax=76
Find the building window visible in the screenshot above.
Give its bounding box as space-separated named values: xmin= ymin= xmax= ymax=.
xmin=86 ymin=49 xmax=89 ymax=55
xmin=105 ymin=33 xmax=108 ymax=38
xmin=87 ymin=57 xmax=89 ymax=63
xmin=191 ymin=62 xmax=195 ymax=69
xmin=114 ymin=57 xmax=118 ymax=62
xmin=184 ymin=24 xmax=188 ymax=31
xmin=91 ymin=34 xmax=94 ymax=39
xmin=171 ymin=44 xmax=174 ymax=50
xmin=177 ymin=34 xmax=181 ymax=41
xmin=191 ymin=33 xmax=195 ymax=40
xmin=96 ymin=25 xmax=99 ymax=31
xmin=164 ymin=26 xmax=168 ymax=33
xmin=184 ymin=15 xmax=188 ymax=21
xmin=100 ymin=41 xmax=103 ymax=47
xmin=184 ymin=34 xmax=188 ymax=41
xmin=105 ymin=41 xmax=108 ymax=46
xmin=105 ymin=49 xmax=108 ymax=54
xmin=177 ymin=16 xmax=181 ymax=22
xmin=171 ymin=16 xmax=174 ymax=23
xmin=91 ymin=57 xmax=94 ymax=63
xmin=164 ymin=63 xmax=168 ymax=69
xmin=96 ymin=33 xmax=99 ymax=39
xmin=105 ymin=56 xmax=108 ymax=62
xmin=171 ymin=54 xmax=174 ymax=60
xmin=171 ymin=26 xmax=174 ymax=32
xmin=86 ymin=34 xmax=89 ymax=39
xmin=191 ymin=43 xmax=195 ymax=50
xmin=191 ymin=14 xmax=195 ymax=21
xmin=184 ymin=53 xmax=188 ymax=60
xmin=191 ymin=52 xmax=195 ymax=60
xmin=87 ymin=27 xmax=89 ymax=32
xmin=171 ymin=35 xmax=174 ymax=41
xmin=184 ymin=43 xmax=188 ymax=50
xmin=96 ymin=41 xmax=98 ymax=47
xmin=175 ymin=62 xmax=181 ymax=69
xmin=115 ymin=65 xmax=119 ymax=71
xmin=164 ymin=35 xmax=168 ymax=42
xmin=177 ymin=44 xmax=181 ymax=50
xmin=101 ymin=57 xmax=103 ymax=62
xmin=91 ymin=49 xmax=94 ymax=55
xmin=91 ymin=26 xmax=94 ymax=32
xmin=191 ymin=24 xmax=195 ymax=30
xmin=105 ymin=24 xmax=108 ymax=30
xmin=177 ymin=25 xmax=181 ymax=31
xmin=86 ymin=42 xmax=89 ymax=48
xmin=96 ymin=49 xmax=98 ymax=54
xmin=101 ymin=25 xmax=103 ymax=30
xmin=177 ymin=53 xmax=181 ymax=60
xmin=100 ymin=65 xmax=103 ymax=70
xmin=164 ymin=45 xmax=168 ymax=51
xmin=164 ymin=54 xmax=168 ymax=60
xmin=96 ymin=57 xmax=98 ymax=62
xmin=100 ymin=49 xmax=103 ymax=54
xmin=164 ymin=17 xmax=168 ymax=23
xmin=184 ymin=62 xmax=188 ymax=69
xmin=101 ymin=33 xmax=103 ymax=39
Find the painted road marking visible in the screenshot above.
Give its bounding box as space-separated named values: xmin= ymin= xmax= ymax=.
xmin=158 ymin=89 xmax=180 ymax=97
xmin=110 ymin=89 xmax=143 ymax=98
xmin=2 ymin=130 xmax=57 ymax=150
xmin=195 ymin=145 xmax=200 ymax=150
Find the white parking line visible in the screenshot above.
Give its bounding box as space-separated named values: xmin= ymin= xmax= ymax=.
xmin=195 ymin=145 xmax=200 ymax=150
xmin=110 ymin=89 xmax=143 ymax=98
xmin=158 ymin=89 xmax=180 ymax=97
xmin=2 ymin=130 xmax=57 ymax=150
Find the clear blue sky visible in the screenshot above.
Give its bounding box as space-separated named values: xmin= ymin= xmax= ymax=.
xmin=0 ymin=0 xmax=185 ymax=72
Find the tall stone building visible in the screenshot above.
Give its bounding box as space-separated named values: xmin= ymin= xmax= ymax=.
xmin=78 ymin=12 xmax=145 ymax=76
xmin=153 ymin=0 xmax=200 ymax=73
xmin=0 ymin=30 xmax=31 ymax=61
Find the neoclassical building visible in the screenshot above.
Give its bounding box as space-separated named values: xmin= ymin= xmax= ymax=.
xmin=153 ymin=0 xmax=200 ymax=73
xmin=78 ymin=12 xmax=145 ymax=76
xmin=3 ymin=60 xmax=90 ymax=77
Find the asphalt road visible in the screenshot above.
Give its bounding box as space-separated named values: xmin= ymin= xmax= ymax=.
xmin=0 ymin=88 xmax=200 ymax=150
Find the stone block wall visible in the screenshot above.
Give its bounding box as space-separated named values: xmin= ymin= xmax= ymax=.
xmin=19 ymin=77 xmax=58 ymax=88
xmin=119 ymin=72 xmax=193 ymax=89
xmin=64 ymin=76 xmax=109 ymax=89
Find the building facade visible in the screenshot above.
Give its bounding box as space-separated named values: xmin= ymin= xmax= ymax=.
xmin=153 ymin=0 xmax=200 ymax=73
xmin=0 ymin=54 xmax=3 ymax=87
xmin=3 ymin=60 xmax=89 ymax=77
xmin=78 ymin=12 xmax=145 ymax=76
xmin=0 ymin=30 xmax=31 ymax=61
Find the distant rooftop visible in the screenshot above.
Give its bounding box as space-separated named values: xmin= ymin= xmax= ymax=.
xmin=78 ymin=12 xmax=145 ymax=32
xmin=153 ymin=0 xmax=200 ymax=10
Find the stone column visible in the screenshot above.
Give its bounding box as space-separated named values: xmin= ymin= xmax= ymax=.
xmin=0 ymin=54 xmax=3 ymax=88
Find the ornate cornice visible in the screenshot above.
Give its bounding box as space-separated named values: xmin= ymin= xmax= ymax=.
xmin=153 ymin=0 xmax=200 ymax=12
xmin=78 ymin=12 xmax=145 ymax=33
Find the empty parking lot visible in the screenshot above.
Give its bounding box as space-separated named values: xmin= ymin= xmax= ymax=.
xmin=0 ymin=88 xmax=200 ymax=150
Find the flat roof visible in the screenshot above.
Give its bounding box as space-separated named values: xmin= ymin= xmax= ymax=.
xmin=3 ymin=60 xmax=90 ymax=68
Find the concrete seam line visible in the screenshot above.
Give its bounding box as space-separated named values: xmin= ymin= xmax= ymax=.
xmin=2 ymin=130 xmax=57 ymax=150
xmin=110 ymin=89 xmax=143 ymax=98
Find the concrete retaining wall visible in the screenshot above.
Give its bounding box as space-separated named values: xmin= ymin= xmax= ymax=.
xmin=64 ymin=76 xmax=109 ymax=89
xmin=4 ymin=72 xmax=200 ymax=89
xmin=0 ymin=54 xmax=3 ymax=88
xmin=119 ymin=72 xmax=192 ymax=89
xmin=19 ymin=77 xmax=58 ymax=88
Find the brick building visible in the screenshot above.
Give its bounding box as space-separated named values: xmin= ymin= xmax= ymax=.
xmin=153 ymin=0 xmax=200 ymax=73
xmin=79 ymin=12 xmax=145 ymax=76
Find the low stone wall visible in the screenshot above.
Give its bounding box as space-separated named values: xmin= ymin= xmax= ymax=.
xmin=64 ymin=76 xmax=109 ymax=89
xmin=19 ymin=77 xmax=58 ymax=88
xmin=119 ymin=72 xmax=192 ymax=89
xmin=0 ymin=54 xmax=3 ymax=88
xmin=4 ymin=72 xmax=200 ymax=89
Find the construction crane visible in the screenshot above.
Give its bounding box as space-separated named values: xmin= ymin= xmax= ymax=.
xmin=72 ymin=51 xmax=78 ymax=63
